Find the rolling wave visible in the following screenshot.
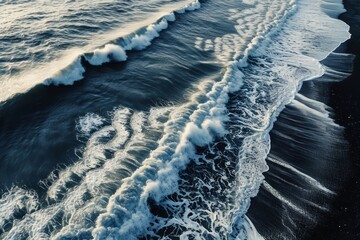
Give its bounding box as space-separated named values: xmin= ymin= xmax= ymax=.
xmin=0 ymin=0 xmax=200 ymax=103
xmin=44 ymin=1 xmax=201 ymax=86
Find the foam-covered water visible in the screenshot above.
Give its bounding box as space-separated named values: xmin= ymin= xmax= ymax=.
xmin=0 ymin=0 xmax=350 ymax=239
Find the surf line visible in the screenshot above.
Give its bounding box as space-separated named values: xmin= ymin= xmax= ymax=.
xmin=43 ymin=0 xmax=201 ymax=86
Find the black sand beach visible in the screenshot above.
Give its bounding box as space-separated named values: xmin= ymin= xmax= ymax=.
xmin=310 ymin=0 xmax=360 ymax=239
xmin=248 ymin=0 xmax=360 ymax=239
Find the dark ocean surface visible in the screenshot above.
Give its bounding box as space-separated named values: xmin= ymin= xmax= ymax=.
xmin=0 ymin=0 xmax=355 ymax=239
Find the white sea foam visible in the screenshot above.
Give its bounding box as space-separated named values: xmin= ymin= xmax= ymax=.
xmin=86 ymin=63 xmax=243 ymax=239
xmin=176 ymin=0 xmax=201 ymax=13
xmin=43 ymin=56 xmax=86 ymax=86
xmin=321 ymin=0 xmax=347 ymax=18
xmin=125 ymin=18 xmax=172 ymax=51
xmin=88 ymin=44 xmax=127 ymax=66
xmin=0 ymin=0 xmax=351 ymax=239
xmin=229 ymin=0 xmax=349 ymax=236
xmin=76 ymin=113 xmax=107 ymax=136
xmin=188 ymin=0 xmax=350 ymax=238
xmin=0 ymin=187 xmax=39 ymax=233
xmin=1 ymin=107 xmax=172 ymax=239
xmin=243 ymin=216 xmax=265 ymax=240
xmin=3 ymin=49 xmax=86 ymax=90
xmin=86 ymin=12 xmax=177 ymax=66
xmin=89 ymin=0 xmax=306 ymax=238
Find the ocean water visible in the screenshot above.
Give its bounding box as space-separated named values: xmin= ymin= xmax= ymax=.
xmin=0 ymin=0 xmax=351 ymax=239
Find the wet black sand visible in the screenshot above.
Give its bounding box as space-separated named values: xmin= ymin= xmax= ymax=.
xmin=309 ymin=0 xmax=360 ymax=239
xmin=247 ymin=0 xmax=360 ymax=239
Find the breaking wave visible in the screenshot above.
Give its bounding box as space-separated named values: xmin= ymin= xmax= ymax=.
xmin=0 ymin=0 xmax=201 ymax=103
xmin=43 ymin=1 xmax=200 ymax=86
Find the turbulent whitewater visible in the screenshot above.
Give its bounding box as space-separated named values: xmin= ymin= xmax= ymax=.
xmin=0 ymin=0 xmax=350 ymax=239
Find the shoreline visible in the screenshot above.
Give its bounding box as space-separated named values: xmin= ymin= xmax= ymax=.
xmin=309 ymin=0 xmax=360 ymax=238
xmin=247 ymin=0 xmax=360 ymax=239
